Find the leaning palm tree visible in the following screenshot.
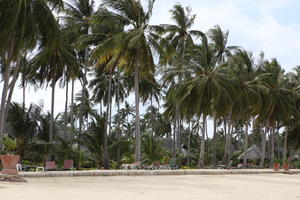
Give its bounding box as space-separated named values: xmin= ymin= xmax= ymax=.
xmin=0 ymin=0 xmax=62 ymax=140
xmin=92 ymin=0 xmax=160 ymax=162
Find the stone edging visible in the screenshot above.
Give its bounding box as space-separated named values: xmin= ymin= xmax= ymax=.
xmin=18 ymin=169 xmax=300 ymax=178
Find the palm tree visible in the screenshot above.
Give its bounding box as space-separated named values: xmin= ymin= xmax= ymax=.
xmin=176 ymin=33 xmax=237 ymax=168
xmin=87 ymin=9 xmax=127 ymax=168
xmin=7 ymin=103 xmax=39 ymax=158
xmin=63 ymin=0 xmax=95 ymax=138
xmin=92 ymin=0 xmax=160 ymax=162
xmin=229 ymin=50 xmax=258 ymax=167
xmin=29 ymin=27 xmax=78 ymax=144
xmin=160 ymin=4 xmax=203 ymax=155
xmin=255 ymin=58 xmax=294 ymax=167
xmin=0 ymin=0 xmax=62 ymax=140
xmin=81 ymin=113 xmax=105 ymax=168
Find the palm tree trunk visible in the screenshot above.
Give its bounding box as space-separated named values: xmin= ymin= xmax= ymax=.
xmin=284 ymin=127 xmax=288 ymax=160
xmin=116 ymin=95 xmax=121 ymax=165
xmin=49 ymin=82 xmax=56 ymax=144
xmin=276 ymin=124 xmax=280 ymax=158
xmin=175 ymin=104 xmax=180 ymax=154
xmin=197 ymin=115 xmax=206 ymax=168
xmin=212 ymin=119 xmax=217 ymax=165
xmin=3 ymin=55 xmax=21 ymax=132
xmin=104 ymin=73 xmax=112 ymax=169
xmin=271 ymin=125 xmax=275 ymax=167
xmin=243 ymin=123 xmax=249 ymax=167
xmin=64 ymin=81 xmax=69 ymax=139
xmin=187 ymin=121 xmax=191 ymax=166
xmin=223 ymin=120 xmax=227 ymax=163
xmin=0 ymin=61 xmax=10 ymax=139
xmin=99 ymin=101 xmax=102 ymax=115
xmin=109 ymin=94 xmax=112 ymax=135
xmin=260 ymin=127 xmax=266 ymax=168
xmin=0 ymin=36 xmax=15 ymax=139
xmin=223 ymin=121 xmax=232 ymax=165
xmin=70 ymin=79 xmax=75 ymax=130
xmin=227 ymin=123 xmax=233 ymax=164
xmin=173 ymin=119 xmax=176 ymax=158
xmin=134 ymin=65 xmax=141 ymax=162
xmin=22 ymin=81 xmax=26 ymax=109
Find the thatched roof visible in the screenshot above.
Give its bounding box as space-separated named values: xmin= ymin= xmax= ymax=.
xmin=238 ymin=145 xmax=265 ymax=160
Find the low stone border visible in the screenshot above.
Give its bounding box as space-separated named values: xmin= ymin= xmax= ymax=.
xmin=18 ymin=169 xmax=300 ymax=178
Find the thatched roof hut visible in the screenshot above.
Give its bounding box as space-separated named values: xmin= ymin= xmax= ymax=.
xmin=238 ymin=144 xmax=265 ymax=160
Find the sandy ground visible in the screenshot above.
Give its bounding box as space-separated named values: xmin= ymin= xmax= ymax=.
xmin=0 ymin=174 xmax=300 ymax=200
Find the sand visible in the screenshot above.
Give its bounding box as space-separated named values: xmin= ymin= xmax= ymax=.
xmin=0 ymin=174 xmax=299 ymax=200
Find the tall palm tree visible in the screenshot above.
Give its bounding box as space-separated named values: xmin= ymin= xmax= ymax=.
xmin=63 ymin=0 xmax=95 ymax=138
xmin=29 ymin=27 xmax=78 ymax=144
xmin=0 ymin=0 xmax=62 ymax=140
xmin=255 ymin=58 xmax=294 ymax=167
xmin=176 ymin=33 xmax=237 ymax=168
xmin=160 ymin=4 xmax=203 ymax=156
xmin=92 ymin=0 xmax=160 ymax=162
xmin=229 ymin=50 xmax=259 ymax=167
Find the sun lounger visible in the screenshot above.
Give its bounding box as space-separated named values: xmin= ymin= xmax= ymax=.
xmin=45 ymin=161 xmax=57 ymax=171
xmin=63 ymin=159 xmax=74 ymax=170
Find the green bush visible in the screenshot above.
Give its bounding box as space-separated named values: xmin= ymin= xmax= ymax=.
xmin=292 ymin=161 xmax=300 ymax=168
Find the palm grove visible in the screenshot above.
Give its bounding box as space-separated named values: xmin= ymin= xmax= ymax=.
xmin=1 ymin=0 xmax=300 ymax=169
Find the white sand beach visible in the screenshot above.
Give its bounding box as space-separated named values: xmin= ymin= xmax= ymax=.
xmin=0 ymin=174 xmax=299 ymax=200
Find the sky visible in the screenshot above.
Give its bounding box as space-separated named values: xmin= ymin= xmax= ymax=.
xmin=2 ymin=0 xmax=300 ymax=133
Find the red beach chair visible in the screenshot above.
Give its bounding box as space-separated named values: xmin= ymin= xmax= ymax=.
xmin=63 ymin=159 xmax=74 ymax=170
xmin=45 ymin=161 xmax=57 ymax=171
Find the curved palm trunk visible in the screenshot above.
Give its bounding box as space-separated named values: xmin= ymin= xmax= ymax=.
xmin=243 ymin=123 xmax=249 ymax=167
xmin=103 ymin=73 xmax=112 ymax=169
xmin=3 ymin=55 xmax=21 ymax=134
xmin=49 ymin=82 xmax=56 ymax=144
xmin=64 ymin=81 xmax=69 ymax=139
xmin=0 ymin=38 xmax=15 ymax=139
xmin=134 ymin=65 xmax=141 ymax=162
xmin=0 ymin=60 xmax=10 ymax=139
xmin=260 ymin=127 xmax=266 ymax=168
xmin=197 ymin=115 xmax=206 ymax=168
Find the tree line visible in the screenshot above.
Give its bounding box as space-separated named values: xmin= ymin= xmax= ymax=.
xmin=1 ymin=0 xmax=300 ymax=169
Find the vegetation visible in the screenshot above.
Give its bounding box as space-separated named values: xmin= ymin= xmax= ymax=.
xmin=1 ymin=0 xmax=300 ymax=169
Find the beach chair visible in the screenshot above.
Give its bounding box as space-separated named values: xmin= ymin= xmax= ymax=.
xmin=63 ymin=159 xmax=74 ymax=170
xmin=45 ymin=161 xmax=57 ymax=171
xmin=16 ymin=164 xmax=22 ymax=172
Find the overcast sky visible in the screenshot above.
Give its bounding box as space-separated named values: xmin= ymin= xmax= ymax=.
xmin=2 ymin=0 xmax=300 ymax=123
